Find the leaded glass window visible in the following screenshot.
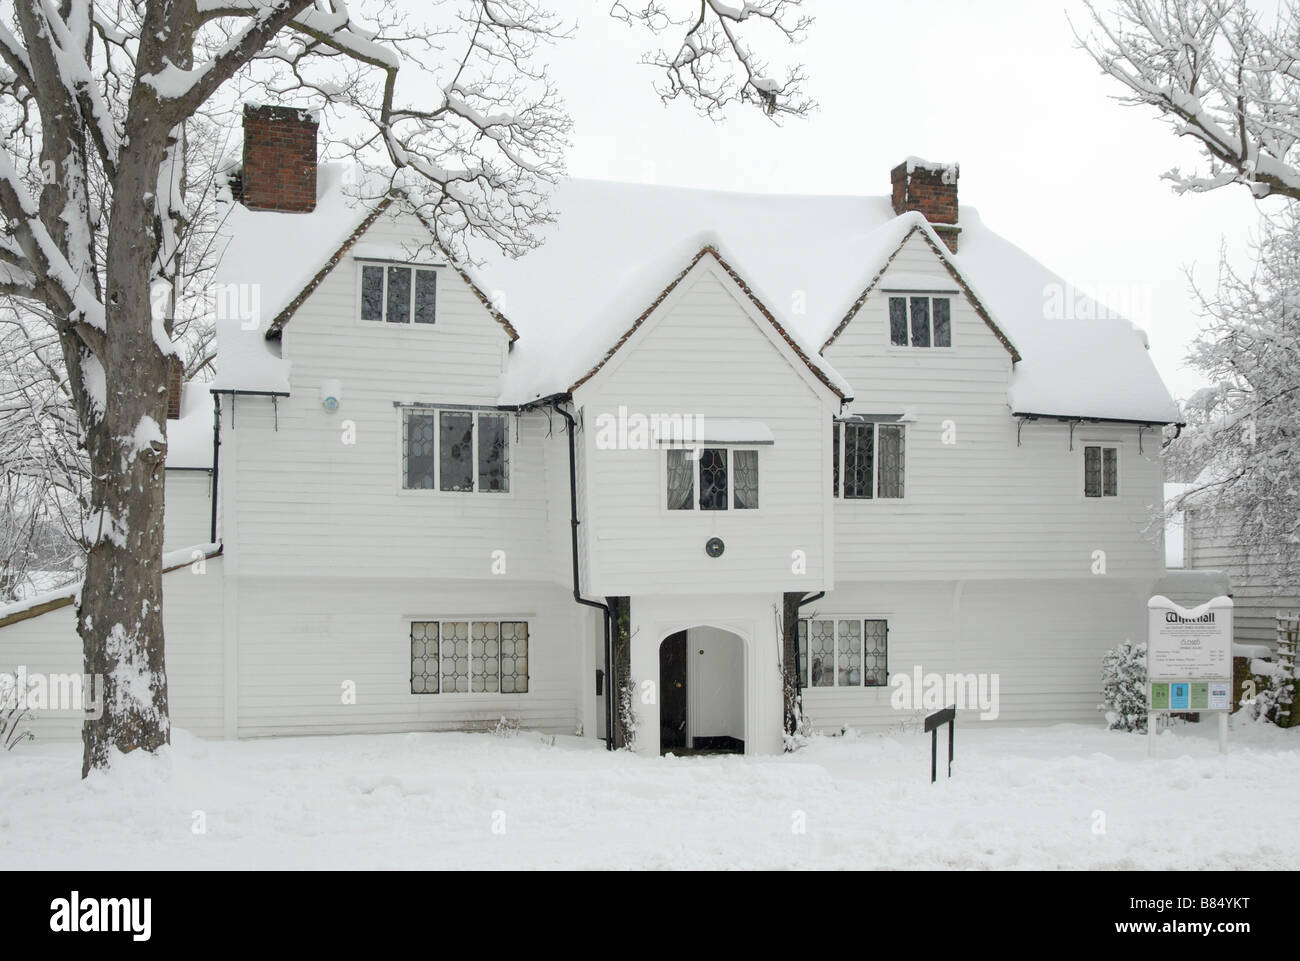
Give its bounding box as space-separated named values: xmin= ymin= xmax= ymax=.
xmin=402 ymin=408 xmax=512 ymax=493
xmin=411 ymin=621 xmax=439 ymax=694
xmin=666 ymin=449 xmax=694 ymax=510
xmin=361 ymin=265 xmax=384 ymax=321
xmin=932 ymin=298 xmax=951 ymax=347
xmin=889 ymin=297 xmax=908 ymax=346
xmin=809 ymin=619 xmax=835 ymax=688
xmin=832 ymin=422 xmax=841 ymax=496
xmin=877 ymin=425 xmax=905 ymax=499
xmin=888 ymin=295 xmax=951 ymax=348
xmin=835 ymin=421 xmax=905 ymax=499
xmin=359 ymin=263 xmax=438 ymax=324
xmin=386 ymin=265 xmax=411 ymax=324
xmin=909 ymin=296 xmax=931 ymax=347
xmin=414 ymin=270 xmax=437 ymax=324
xmin=471 ymin=621 xmax=499 ymax=693
xmin=477 ymin=414 xmax=510 ymax=493
xmin=843 ymin=423 xmax=874 ymax=499
xmin=733 ymin=450 xmax=759 ymax=509
xmin=837 ymin=619 xmax=862 ymax=686
xmin=797 ymin=617 xmax=889 ymax=689
xmin=439 ymin=411 xmax=474 ymax=492
xmin=500 ymin=622 xmax=529 ymax=693
xmin=699 ymin=448 xmax=728 ymax=511
xmin=1084 ymin=445 xmax=1118 ymax=498
xmin=440 ymin=620 xmax=470 ymax=693
xmin=414 ymin=619 xmax=528 ymax=695
xmin=403 ymin=410 xmax=436 ymax=489
xmin=863 ymin=619 xmax=888 ymax=686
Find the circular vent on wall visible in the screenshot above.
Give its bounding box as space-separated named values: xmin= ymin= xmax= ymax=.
xmin=705 ymin=537 xmax=725 ymax=558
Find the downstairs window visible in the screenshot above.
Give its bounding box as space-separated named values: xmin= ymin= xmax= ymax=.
xmin=797 ymin=617 xmax=889 ymax=688
xmin=411 ymin=620 xmax=529 ymax=694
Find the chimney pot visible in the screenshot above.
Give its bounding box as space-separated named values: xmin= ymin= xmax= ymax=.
xmin=166 ymin=355 xmax=184 ymax=421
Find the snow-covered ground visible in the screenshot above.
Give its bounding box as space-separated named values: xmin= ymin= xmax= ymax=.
xmin=1 ymin=720 xmax=1295 ymax=870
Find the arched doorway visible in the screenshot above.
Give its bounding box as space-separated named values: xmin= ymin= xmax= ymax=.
xmin=659 ymin=626 xmax=745 ymax=754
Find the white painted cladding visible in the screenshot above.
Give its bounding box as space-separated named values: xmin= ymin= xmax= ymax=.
xmin=823 ymin=232 xmax=1166 ymax=582
xmin=1184 ymin=507 xmax=1299 ymax=651
xmin=575 ymin=259 xmax=839 ymax=597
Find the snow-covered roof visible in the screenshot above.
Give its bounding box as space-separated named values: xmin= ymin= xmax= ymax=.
xmin=212 ymin=173 xmax=1180 ymax=424
xmin=211 ymin=163 xmax=383 ymax=393
xmin=472 ymin=179 xmax=1180 ymax=421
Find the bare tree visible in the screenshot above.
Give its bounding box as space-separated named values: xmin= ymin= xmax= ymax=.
xmin=0 ymin=0 xmax=812 ymax=776
xmin=1079 ymin=0 xmax=1300 ymax=202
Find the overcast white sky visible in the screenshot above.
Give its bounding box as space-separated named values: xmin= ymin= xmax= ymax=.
xmin=533 ymin=0 xmax=1274 ymax=403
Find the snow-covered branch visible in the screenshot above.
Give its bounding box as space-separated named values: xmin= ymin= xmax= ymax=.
xmin=611 ymin=0 xmax=814 ymax=120
xmin=1080 ymin=0 xmax=1300 ymax=201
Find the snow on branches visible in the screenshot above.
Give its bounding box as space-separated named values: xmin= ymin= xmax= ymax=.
xmin=611 ymin=0 xmax=814 ymax=120
xmin=1079 ymin=0 xmax=1300 ymax=201
xmin=1169 ymin=206 xmax=1300 ymax=580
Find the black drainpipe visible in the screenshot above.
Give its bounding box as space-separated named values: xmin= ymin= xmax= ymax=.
xmin=550 ymin=399 xmax=615 ymax=751
xmin=209 ymin=393 xmax=222 ymax=544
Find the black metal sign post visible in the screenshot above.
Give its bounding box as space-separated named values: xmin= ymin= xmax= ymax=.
xmin=924 ymin=705 xmax=956 ymax=783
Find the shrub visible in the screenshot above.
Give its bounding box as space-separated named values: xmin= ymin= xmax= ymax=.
xmin=1100 ymin=641 xmax=1148 ymax=733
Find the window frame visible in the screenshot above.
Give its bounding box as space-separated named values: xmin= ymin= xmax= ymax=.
xmin=660 ymin=445 xmax=762 ymax=513
xmin=1081 ymin=441 xmax=1121 ymax=500
xmin=408 ymin=616 xmax=532 ymax=696
xmin=796 ymin=615 xmax=890 ymax=690
xmin=885 ymin=293 xmax=954 ymax=349
xmin=398 ymin=405 xmax=513 ymax=497
xmin=357 ymin=260 xmax=439 ymax=327
xmin=832 ymin=419 xmax=908 ymax=502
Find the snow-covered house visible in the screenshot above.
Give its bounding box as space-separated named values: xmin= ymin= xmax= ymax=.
xmin=0 ymin=106 xmax=1182 ymax=754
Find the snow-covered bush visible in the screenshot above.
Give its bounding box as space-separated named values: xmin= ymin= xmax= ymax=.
xmin=0 ymin=673 xmax=34 ymax=751
xmin=491 ymin=716 xmax=520 ymax=738
xmin=1239 ymin=659 xmax=1296 ymax=727
xmin=1100 ymin=641 xmax=1148 ymax=733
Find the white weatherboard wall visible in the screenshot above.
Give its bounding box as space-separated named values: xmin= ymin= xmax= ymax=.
xmin=576 ymin=258 xmax=838 ymax=598
xmin=163 ymin=470 xmax=213 ymax=553
xmin=231 ymin=577 xmax=582 ymax=737
xmin=824 ymin=231 xmax=1166 ymax=582
xmin=222 ymin=207 xmax=559 ymax=584
xmin=0 ymin=559 xmax=226 ymax=741
xmin=1185 ymin=507 xmax=1299 ymax=651
xmin=800 ymin=576 xmax=1153 ymax=732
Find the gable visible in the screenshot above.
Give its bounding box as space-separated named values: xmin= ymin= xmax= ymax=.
xmin=265 ymin=204 xmax=518 ymax=343
xmin=821 ymin=225 xmax=1020 ymax=362
xmin=571 ymin=246 xmax=847 ymax=402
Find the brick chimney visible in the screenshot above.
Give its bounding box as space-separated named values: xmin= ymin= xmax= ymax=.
xmin=890 ymin=158 xmax=960 ymax=252
xmin=166 ymin=355 xmax=184 ymax=421
xmin=241 ymin=104 xmax=319 ymax=213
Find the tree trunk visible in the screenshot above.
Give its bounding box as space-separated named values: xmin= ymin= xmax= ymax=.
xmin=79 ymin=143 xmax=172 ymax=777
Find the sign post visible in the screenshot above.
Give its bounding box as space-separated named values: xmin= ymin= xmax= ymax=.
xmin=1146 ymin=594 xmax=1233 ymax=756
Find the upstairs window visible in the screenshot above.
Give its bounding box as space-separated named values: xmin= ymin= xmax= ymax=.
xmin=832 ymin=421 xmax=905 ymax=499
xmin=889 ymin=296 xmax=951 ymax=347
xmin=1084 ymin=445 xmax=1118 ymax=498
xmin=361 ymin=263 xmax=437 ymax=325
xmin=402 ymin=408 xmax=509 ymax=493
xmin=666 ymin=448 xmax=759 ymax=511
